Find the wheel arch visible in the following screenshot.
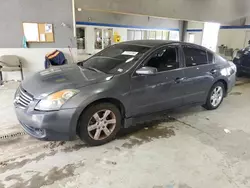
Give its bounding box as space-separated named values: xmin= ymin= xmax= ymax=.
xmin=203 ymin=78 xmax=228 ymax=110
xmin=76 ymin=97 xmax=126 ymax=134
xmin=215 ymin=79 xmax=228 ymax=95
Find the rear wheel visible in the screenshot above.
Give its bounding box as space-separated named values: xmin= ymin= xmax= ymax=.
xmin=78 ymin=103 xmax=121 ymax=146
xmin=202 ymin=82 xmax=225 ymax=110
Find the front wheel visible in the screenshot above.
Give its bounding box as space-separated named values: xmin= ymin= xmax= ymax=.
xmin=78 ymin=103 xmax=121 ymax=146
xmin=202 ymin=82 xmax=225 ymax=110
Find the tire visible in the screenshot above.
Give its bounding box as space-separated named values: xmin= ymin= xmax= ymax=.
xmin=78 ymin=103 xmax=121 ymax=146
xmin=202 ymin=82 xmax=225 ymax=110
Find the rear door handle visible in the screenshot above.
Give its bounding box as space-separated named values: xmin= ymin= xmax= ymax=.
xmin=210 ymin=69 xmax=217 ymax=74
xmin=175 ymin=77 xmax=186 ymax=83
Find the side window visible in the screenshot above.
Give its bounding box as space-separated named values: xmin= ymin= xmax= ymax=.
xmin=145 ymin=46 xmax=179 ymax=72
xmin=207 ymin=51 xmax=214 ymax=63
xmin=183 ymin=46 xmax=208 ymax=67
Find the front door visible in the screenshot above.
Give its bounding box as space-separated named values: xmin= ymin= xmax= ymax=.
xmin=129 ymin=45 xmax=186 ymax=117
xmin=181 ymin=45 xmax=216 ymax=104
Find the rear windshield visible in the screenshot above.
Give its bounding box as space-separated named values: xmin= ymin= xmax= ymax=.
xmin=81 ymin=44 xmax=151 ymax=74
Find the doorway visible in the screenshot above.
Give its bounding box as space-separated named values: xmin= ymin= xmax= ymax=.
xmin=202 ymin=22 xmax=220 ymax=52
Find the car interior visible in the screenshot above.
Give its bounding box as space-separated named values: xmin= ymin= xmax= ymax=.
xmin=146 ymin=47 xmax=178 ymax=72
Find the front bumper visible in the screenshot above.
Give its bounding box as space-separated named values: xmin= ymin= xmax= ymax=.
xmin=15 ymin=106 xmax=80 ymax=141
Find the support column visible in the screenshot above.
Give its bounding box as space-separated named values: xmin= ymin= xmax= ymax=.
xmin=179 ymin=20 xmax=188 ymax=42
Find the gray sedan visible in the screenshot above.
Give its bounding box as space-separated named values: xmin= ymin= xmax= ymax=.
xmin=14 ymin=40 xmax=236 ymax=146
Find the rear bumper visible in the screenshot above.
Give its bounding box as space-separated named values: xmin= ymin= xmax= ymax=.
xmin=227 ymin=72 xmax=236 ymax=94
xmin=15 ymin=106 xmax=80 ymax=141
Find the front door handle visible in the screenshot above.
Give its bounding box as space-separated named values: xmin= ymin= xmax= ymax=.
xmin=210 ymin=69 xmax=217 ymax=74
xmin=175 ymin=77 xmax=186 ymax=83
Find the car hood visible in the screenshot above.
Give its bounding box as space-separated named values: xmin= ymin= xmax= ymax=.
xmin=22 ymin=64 xmax=112 ymax=99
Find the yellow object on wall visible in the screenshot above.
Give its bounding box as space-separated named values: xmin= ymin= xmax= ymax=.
xmin=113 ymin=32 xmax=121 ymax=43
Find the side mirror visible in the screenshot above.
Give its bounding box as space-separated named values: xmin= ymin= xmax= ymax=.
xmin=136 ymin=66 xmax=157 ymax=75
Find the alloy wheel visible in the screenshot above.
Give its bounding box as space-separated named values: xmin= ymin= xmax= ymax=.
xmin=210 ymin=86 xmax=223 ymax=107
xmin=87 ymin=109 xmax=117 ymax=140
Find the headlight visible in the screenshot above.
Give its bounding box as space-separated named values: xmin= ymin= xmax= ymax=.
xmin=35 ymin=89 xmax=79 ymax=111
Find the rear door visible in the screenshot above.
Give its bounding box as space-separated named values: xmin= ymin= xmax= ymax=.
xmin=129 ymin=45 xmax=186 ymax=117
xmin=181 ymin=45 xmax=216 ymax=104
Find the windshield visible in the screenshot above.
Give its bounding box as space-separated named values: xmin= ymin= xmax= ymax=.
xmin=80 ymin=44 xmax=151 ymax=74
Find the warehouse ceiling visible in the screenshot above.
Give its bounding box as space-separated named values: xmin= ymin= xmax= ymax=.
xmin=75 ymin=0 xmax=250 ymax=23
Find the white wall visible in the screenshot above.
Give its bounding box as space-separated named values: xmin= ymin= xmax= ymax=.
xmin=186 ymin=21 xmax=204 ymax=45
xmin=218 ymin=29 xmax=250 ymax=50
xmin=187 ymin=22 xmax=204 ymax=29
xmin=217 ymin=16 xmax=250 ymax=50
xmin=186 ymin=32 xmax=203 ymax=45
xmin=0 ymin=48 xmax=77 ymax=81
xmin=202 ymin=22 xmax=220 ymax=52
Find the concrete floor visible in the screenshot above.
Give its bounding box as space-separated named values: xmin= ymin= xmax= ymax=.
xmin=1 ymin=78 xmax=250 ymax=188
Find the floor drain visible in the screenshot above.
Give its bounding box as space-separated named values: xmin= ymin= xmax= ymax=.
xmin=0 ymin=132 xmax=26 ymax=140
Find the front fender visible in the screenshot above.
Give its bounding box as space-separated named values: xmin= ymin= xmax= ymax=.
xmin=62 ymin=79 xmax=130 ymax=116
xmin=61 ymin=79 xmax=130 ymax=136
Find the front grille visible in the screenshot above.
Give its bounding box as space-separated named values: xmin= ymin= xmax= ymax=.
xmin=15 ymin=87 xmax=33 ymax=108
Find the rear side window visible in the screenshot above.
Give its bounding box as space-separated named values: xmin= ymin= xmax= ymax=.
xmin=207 ymin=51 xmax=214 ymax=63
xmin=183 ymin=46 xmax=208 ymax=67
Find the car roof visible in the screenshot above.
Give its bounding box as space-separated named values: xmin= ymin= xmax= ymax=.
xmin=121 ymin=40 xmax=174 ymax=47
xmin=120 ymin=40 xmax=205 ymax=49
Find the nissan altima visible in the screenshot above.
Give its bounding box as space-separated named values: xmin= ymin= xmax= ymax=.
xmin=14 ymin=40 xmax=236 ymax=146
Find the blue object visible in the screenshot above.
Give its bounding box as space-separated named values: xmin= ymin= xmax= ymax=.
xmin=76 ymin=21 xmax=179 ymax=31
xmin=22 ymin=36 xmax=28 ymax=48
xmin=233 ymin=46 xmax=250 ymax=75
xmin=44 ymin=50 xmax=67 ymax=69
